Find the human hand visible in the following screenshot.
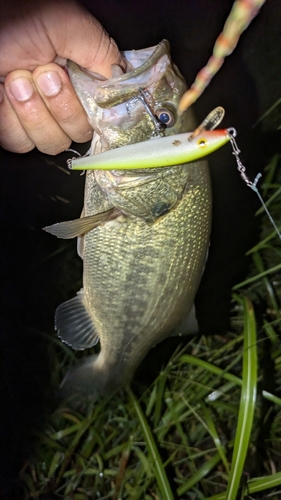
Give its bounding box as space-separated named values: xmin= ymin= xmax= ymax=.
xmin=0 ymin=0 xmax=123 ymax=155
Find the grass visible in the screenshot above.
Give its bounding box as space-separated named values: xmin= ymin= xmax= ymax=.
xmin=20 ymin=124 xmax=281 ymax=499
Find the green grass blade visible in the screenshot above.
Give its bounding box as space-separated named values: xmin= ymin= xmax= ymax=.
xmin=246 ymin=228 xmax=280 ymax=254
xmin=255 ymin=185 xmax=281 ymax=215
xmin=207 ymin=471 xmax=281 ymax=499
xmin=180 ymin=355 xmax=242 ymax=387
xmin=176 ymin=452 xmax=221 ymax=496
xmin=207 ymin=493 xmax=227 ymax=500
xmin=252 ymin=252 xmax=280 ymax=313
xmin=225 ymin=296 xmax=258 ymax=499
xmin=247 ymin=471 xmax=281 ymax=493
xmin=232 ymin=263 xmax=281 ymax=289
xmin=48 ymin=451 xmax=65 ymax=478
xmin=201 ymin=403 xmax=229 ymax=473
xmin=128 ymin=388 xmax=174 ymax=500
xmin=262 ymin=390 xmax=281 ymax=406
xmin=254 ymin=97 xmax=281 ymax=126
xmin=180 ymin=353 xmax=280 ymax=406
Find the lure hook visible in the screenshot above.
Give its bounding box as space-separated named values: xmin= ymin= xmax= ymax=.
xmin=66 ymin=148 xmax=85 ymax=175
xmin=126 ymin=89 xmax=166 ymax=137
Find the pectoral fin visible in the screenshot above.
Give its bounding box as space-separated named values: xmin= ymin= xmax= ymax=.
xmin=55 ymin=289 xmax=99 ymax=350
xmin=43 ymin=208 xmax=121 ymax=239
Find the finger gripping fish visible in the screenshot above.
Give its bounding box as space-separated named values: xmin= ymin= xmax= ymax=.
xmin=45 ymin=40 xmax=213 ymax=400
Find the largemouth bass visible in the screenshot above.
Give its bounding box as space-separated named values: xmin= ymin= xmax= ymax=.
xmin=46 ymin=40 xmax=213 ymax=399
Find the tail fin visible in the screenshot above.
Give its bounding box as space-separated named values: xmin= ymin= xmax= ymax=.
xmin=60 ymin=353 xmax=121 ymax=403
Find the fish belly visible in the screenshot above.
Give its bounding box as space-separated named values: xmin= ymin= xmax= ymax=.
xmin=81 ymin=160 xmax=211 ymax=392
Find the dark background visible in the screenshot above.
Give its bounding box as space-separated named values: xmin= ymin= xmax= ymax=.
xmin=1 ymin=0 xmax=281 ymax=497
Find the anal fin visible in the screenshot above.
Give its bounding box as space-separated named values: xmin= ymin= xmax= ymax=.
xmin=55 ymin=289 xmax=99 ymax=350
xmin=43 ymin=207 xmax=121 ymax=239
xmin=172 ymin=304 xmax=199 ymax=336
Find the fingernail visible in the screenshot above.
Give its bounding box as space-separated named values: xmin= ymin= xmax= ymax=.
xmin=36 ymin=71 xmax=62 ymax=97
xmin=9 ymin=78 xmax=33 ymax=101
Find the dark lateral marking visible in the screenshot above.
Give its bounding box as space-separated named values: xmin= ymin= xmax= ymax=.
xmin=172 ymin=140 xmax=181 ymax=146
xmin=152 ymin=201 xmax=171 ymax=217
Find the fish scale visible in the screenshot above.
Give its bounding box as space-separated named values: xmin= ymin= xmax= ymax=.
xmin=45 ymin=40 xmax=213 ymax=400
xmin=81 ymin=161 xmax=211 ymax=393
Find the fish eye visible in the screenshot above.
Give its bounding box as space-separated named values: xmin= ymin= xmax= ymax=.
xmin=156 ymin=107 xmax=175 ymax=127
xmin=197 ymin=138 xmax=208 ymax=148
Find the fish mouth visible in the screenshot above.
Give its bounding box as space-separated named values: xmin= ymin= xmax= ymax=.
xmin=68 ymin=40 xmax=172 ymax=108
xmin=67 ymin=39 xmax=192 ymax=152
xmin=68 ymin=44 xmax=232 ymax=173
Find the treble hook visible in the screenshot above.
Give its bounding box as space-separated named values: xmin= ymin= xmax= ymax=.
xmin=126 ymin=88 xmax=166 ymax=137
xmin=66 ymin=148 xmax=86 ymax=175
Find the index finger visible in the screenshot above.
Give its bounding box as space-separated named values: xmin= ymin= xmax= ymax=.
xmin=0 ymin=0 xmax=124 ymax=78
xmin=46 ymin=1 xmax=125 ymax=77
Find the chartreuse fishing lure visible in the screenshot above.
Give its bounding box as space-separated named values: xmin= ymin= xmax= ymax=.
xmin=68 ymin=106 xmax=229 ymax=171
xmin=69 ymin=128 xmax=230 ymax=171
xmin=68 ymin=99 xmax=280 ymax=240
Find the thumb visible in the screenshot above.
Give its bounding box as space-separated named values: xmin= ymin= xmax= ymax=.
xmin=40 ymin=0 xmax=124 ymax=78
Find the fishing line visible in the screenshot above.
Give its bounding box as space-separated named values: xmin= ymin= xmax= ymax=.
xmin=228 ymin=128 xmax=281 ymax=241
